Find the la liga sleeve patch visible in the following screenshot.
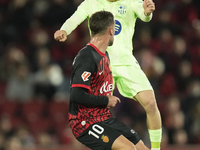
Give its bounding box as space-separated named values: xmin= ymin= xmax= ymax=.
xmin=81 ymin=71 xmax=91 ymax=81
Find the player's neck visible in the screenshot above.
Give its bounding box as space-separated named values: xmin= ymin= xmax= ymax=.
xmin=90 ymin=36 xmax=109 ymax=54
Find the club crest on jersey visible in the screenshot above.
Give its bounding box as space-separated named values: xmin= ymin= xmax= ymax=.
xmin=100 ymin=81 xmax=113 ymax=94
xmin=102 ymin=135 xmax=109 ymax=143
xmin=81 ymin=71 xmax=91 ymax=82
xmin=118 ymin=5 xmax=127 ymax=14
xmin=114 ymin=20 xmax=122 ymax=35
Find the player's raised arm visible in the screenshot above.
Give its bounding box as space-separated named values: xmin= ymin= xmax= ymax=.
xmin=54 ymin=0 xmax=90 ymax=42
xmin=132 ymin=0 xmax=153 ymax=22
xmin=54 ymin=30 xmax=67 ymax=42
xmin=143 ymin=0 xmax=155 ymax=16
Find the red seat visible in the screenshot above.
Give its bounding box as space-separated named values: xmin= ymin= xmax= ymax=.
xmin=48 ymin=101 xmax=69 ymax=123
xmin=48 ymin=101 xmax=69 ymax=135
xmin=0 ymin=101 xmax=19 ymax=117
xmin=28 ymin=117 xmax=52 ymax=136
xmin=54 ymin=119 xmax=69 ymax=136
xmin=10 ymin=116 xmax=23 ymax=129
xmin=21 ymin=101 xmax=46 ymax=122
xmin=0 ymin=81 xmax=7 ymax=96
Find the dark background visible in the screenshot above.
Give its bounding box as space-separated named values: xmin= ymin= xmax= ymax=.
xmin=0 ymin=0 xmax=200 ymax=149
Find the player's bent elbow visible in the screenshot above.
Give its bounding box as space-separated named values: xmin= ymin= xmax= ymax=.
xmin=70 ymin=87 xmax=82 ymax=103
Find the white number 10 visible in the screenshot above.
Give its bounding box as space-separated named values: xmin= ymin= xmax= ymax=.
xmin=88 ymin=124 xmax=104 ymax=139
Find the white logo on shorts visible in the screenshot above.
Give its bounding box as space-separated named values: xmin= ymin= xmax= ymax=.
xmin=130 ymin=129 xmax=135 ymax=134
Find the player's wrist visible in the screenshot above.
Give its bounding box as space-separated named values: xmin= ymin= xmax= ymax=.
xmin=106 ymin=95 xmax=110 ymax=106
xmin=144 ymin=11 xmax=151 ymax=16
xmin=62 ymin=30 xmax=67 ymax=35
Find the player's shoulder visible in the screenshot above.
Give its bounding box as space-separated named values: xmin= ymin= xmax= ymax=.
xmin=76 ymin=44 xmax=107 ymax=64
xmin=76 ymin=45 xmax=94 ymax=62
xmin=79 ymin=44 xmax=94 ymax=55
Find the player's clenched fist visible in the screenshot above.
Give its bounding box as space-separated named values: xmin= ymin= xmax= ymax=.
xmin=107 ymin=95 xmax=121 ymax=107
xmin=54 ymin=30 xmax=67 ymax=42
xmin=143 ymin=0 xmax=155 ymax=16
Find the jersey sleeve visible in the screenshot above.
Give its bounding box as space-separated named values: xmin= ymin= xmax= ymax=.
xmin=60 ymin=0 xmax=90 ymax=35
xmin=70 ymin=87 xmax=108 ymax=107
xmin=71 ymin=54 xmax=95 ymax=90
xmin=131 ymin=0 xmax=152 ymax=22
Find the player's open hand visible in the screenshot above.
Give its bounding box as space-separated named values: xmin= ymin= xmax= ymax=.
xmin=54 ymin=30 xmax=67 ymax=42
xmin=143 ymin=0 xmax=155 ymax=16
xmin=107 ymin=95 xmax=121 ymax=107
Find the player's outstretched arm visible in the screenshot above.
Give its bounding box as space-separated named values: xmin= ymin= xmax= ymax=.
xmin=54 ymin=30 xmax=67 ymax=42
xmin=143 ymin=0 xmax=155 ymax=16
xmin=107 ymin=95 xmax=121 ymax=108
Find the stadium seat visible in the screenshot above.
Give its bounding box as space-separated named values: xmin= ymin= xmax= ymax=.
xmin=10 ymin=116 xmax=23 ymax=129
xmin=27 ymin=117 xmax=52 ymax=136
xmin=48 ymin=101 xmax=69 ymax=123
xmin=54 ymin=119 xmax=69 ymax=136
xmin=21 ymin=100 xmax=46 ymax=123
xmin=0 ymin=82 xmax=7 ymax=97
xmin=0 ymin=101 xmax=19 ymax=117
xmin=48 ymin=101 xmax=69 ymax=135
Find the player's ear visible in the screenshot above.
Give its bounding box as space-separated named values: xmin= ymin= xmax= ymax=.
xmin=109 ymin=26 xmax=114 ymax=36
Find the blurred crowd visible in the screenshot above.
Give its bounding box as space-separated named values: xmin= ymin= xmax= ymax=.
xmin=0 ymin=0 xmax=200 ymax=149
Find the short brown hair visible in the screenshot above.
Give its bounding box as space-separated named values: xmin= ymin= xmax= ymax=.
xmin=89 ymin=11 xmax=114 ymax=36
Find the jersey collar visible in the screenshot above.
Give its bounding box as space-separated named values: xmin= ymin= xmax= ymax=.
xmin=88 ymin=42 xmax=105 ymax=57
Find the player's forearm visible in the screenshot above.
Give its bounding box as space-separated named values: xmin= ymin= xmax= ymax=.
xmin=60 ymin=17 xmax=82 ymax=35
xmin=70 ymin=87 xmax=108 ymax=107
xmin=139 ymin=10 xmax=152 ymax=22
xmin=144 ymin=11 xmax=151 ymax=16
xmin=60 ymin=1 xmax=88 ymax=35
xmin=133 ymin=0 xmax=153 ymax=22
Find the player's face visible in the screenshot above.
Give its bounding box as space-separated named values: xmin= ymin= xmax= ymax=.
xmin=108 ymin=24 xmax=115 ymax=46
xmin=108 ymin=37 xmax=113 ymax=46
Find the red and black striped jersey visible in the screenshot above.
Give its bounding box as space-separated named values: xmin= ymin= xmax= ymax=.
xmin=69 ymin=43 xmax=113 ymax=138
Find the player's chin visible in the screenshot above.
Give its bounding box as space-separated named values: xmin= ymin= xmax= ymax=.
xmin=108 ymin=39 xmax=114 ymax=46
